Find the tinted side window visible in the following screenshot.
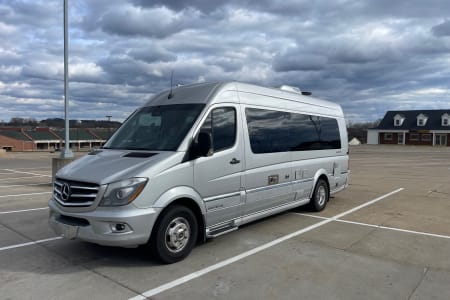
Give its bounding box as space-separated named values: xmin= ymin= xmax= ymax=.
xmin=245 ymin=109 xmax=291 ymax=153
xmin=290 ymin=114 xmax=322 ymax=151
xmin=212 ymin=107 xmax=236 ymax=151
xmin=199 ymin=107 xmax=236 ymax=153
xmin=246 ymin=108 xmax=341 ymax=153
xmin=319 ymin=117 xmax=341 ymax=149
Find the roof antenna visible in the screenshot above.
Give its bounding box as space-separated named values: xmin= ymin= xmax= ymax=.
xmin=168 ymin=70 xmax=174 ymax=99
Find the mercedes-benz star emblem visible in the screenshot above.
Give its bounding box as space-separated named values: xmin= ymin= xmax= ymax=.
xmin=61 ymin=183 xmax=71 ymax=201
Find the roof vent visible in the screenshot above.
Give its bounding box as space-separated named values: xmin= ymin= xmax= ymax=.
xmin=280 ymin=85 xmax=312 ymax=96
xmin=280 ymin=85 xmax=302 ymax=94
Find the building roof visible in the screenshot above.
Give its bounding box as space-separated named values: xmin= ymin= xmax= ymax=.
xmin=0 ymin=130 xmax=31 ymax=141
xmin=54 ymin=129 xmax=99 ymax=140
xmin=91 ymin=129 xmax=114 ymax=140
xmin=25 ymin=130 xmax=58 ymax=141
xmin=376 ymin=110 xmax=450 ymax=130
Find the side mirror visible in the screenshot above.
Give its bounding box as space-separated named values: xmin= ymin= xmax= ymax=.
xmin=191 ymin=131 xmax=212 ymax=159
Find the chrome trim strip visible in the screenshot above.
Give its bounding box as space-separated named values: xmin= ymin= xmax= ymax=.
xmin=70 ymin=193 xmax=97 ymax=198
xmin=53 ymin=195 xmax=94 ymax=207
xmin=70 ymin=185 xmax=99 ymax=191
xmin=204 ymin=191 xmax=241 ymax=202
xmin=247 ymin=178 xmax=313 ymax=194
xmin=206 ymin=202 xmax=243 ymax=212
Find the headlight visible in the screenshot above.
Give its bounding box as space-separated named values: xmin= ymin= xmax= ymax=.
xmin=100 ymin=178 xmax=148 ymax=206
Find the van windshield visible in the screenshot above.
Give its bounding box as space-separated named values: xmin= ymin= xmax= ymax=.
xmin=103 ymin=104 xmax=205 ymax=151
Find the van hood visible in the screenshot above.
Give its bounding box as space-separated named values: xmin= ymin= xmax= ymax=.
xmin=56 ymin=150 xmax=180 ymax=185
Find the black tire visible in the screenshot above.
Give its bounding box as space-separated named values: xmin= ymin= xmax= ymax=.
xmin=149 ymin=205 xmax=198 ymax=264
xmin=309 ymin=179 xmax=329 ymax=212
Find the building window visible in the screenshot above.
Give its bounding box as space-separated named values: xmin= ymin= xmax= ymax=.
xmin=393 ymin=114 xmax=404 ymax=126
xmin=443 ymin=118 xmax=449 ymax=126
xmin=409 ymin=133 xmax=419 ymax=141
xmin=384 ymin=133 xmax=393 ymax=140
xmin=416 ymin=114 xmax=428 ymax=126
xmin=421 ymin=134 xmax=431 ymax=141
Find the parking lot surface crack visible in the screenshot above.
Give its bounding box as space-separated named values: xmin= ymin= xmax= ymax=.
xmin=407 ymin=267 xmax=429 ymax=300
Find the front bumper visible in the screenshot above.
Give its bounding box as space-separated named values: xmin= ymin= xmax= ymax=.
xmin=48 ymin=199 xmax=162 ymax=247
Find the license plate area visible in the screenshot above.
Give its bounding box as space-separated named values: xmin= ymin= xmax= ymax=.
xmin=54 ymin=220 xmax=79 ymax=239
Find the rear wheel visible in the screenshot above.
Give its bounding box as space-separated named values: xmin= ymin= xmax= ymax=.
xmin=309 ymin=179 xmax=329 ymax=212
xmin=149 ymin=205 xmax=198 ymax=264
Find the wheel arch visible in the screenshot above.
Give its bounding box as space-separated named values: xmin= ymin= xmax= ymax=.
xmin=309 ymin=169 xmax=330 ymax=199
xmin=152 ymin=187 xmax=206 ymax=243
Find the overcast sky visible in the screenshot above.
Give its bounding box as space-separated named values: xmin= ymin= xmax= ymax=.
xmin=1 ymin=0 xmax=450 ymax=123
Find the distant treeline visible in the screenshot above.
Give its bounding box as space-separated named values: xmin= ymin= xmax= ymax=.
xmin=347 ymin=120 xmax=380 ymax=143
xmin=1 ymin=117 xmax=121 ymax=128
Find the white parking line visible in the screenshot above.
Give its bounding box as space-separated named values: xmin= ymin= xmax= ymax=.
xmin=3 ymin=169 xmax=51 ymax=177
xmin=1 ymin=167 xmax=51 ymax=171
xmin=0 ymin=176 xmax=47 ymax=181
xmin=0 ymin=207 xmax=48 ymax=215
xmin=295 ymin=213 xmax=450 ymax=240
xmin=0 ymin=192 xmax=52 ymax=198
xmin=0 ymin=182 xmax=51 ymax=188
xmin=129 ymin=188 xmax=404 ymax=300
xmin=0 ymin=237 xmax=63 ymax=252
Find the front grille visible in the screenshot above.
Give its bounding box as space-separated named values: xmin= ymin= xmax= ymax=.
xmin=54 ymin=178 xmax=99 ymax=207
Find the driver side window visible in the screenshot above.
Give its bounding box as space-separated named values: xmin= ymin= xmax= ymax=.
xmin=199 ymin=107 xmax=236 ymax=153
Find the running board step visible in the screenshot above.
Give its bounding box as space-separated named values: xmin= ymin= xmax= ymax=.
xmin=206 ymin=224 xmax=238 ymax=238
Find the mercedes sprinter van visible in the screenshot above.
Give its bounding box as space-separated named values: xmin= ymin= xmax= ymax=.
xmin=49 ymin=81 xmax=349 ymax=263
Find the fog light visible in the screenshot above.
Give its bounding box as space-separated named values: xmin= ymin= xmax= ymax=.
xmin=116 ymin=224 xmax=125 ymax=231
xmin=111 ymin=223 xmax=128 ymax=233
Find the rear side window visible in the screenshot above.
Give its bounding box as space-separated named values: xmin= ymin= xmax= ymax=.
xmin=245 ymin=108 xmax=341 ymax=153
xmin=199 ymin=107 xmax=236 ymax=152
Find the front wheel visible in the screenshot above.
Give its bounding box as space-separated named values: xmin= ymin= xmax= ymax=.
xmin=149 ymin=205 xmax=198 ymax=264
xmin=309 ymin=179 xmax=329 ymax=212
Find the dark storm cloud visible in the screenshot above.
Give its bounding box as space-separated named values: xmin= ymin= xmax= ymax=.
xmin=432 ymin=20 xmax=450 ymax=37
xmin=128 ymin=47 xmax=177 ymax=63
xmin=273 ymin=50 xmax=327 ymax=72
xmin=98 ymin=5 xmax=205 ymax=38
xmin=1 ymin=0 xmax=450 ymax=123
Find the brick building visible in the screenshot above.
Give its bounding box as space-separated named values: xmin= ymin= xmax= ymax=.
xmin=0 ymin=129 xmax=34 ymax=151
xmin=367 ymin=110 xmax=450 ymax=146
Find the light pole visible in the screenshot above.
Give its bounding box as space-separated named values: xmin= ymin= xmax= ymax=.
xmin=106 ymin=115 xmax=112 ymax=140
xmin=52 ymin=0 xmax=74 ymax=183
xmin=61 ymin=0 xmax=73 ymax=158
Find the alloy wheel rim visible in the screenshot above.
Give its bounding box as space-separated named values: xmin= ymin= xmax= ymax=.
xmin=317 ymin=185 xmax=326 ymax=206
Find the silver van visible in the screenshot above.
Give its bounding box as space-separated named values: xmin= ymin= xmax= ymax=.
xmin=49 ymin=81 xmax=349 ymax=263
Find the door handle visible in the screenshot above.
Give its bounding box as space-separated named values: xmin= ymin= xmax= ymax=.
xmin=230 ymin=158 xmax=240 ymax=164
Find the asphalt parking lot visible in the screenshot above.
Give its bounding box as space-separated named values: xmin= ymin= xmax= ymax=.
xmin=1 ymin=145 xmax=449 ymax=300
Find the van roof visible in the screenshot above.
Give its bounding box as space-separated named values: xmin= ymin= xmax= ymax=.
xmin=144 ymin=81 xmax=342 ymax=113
